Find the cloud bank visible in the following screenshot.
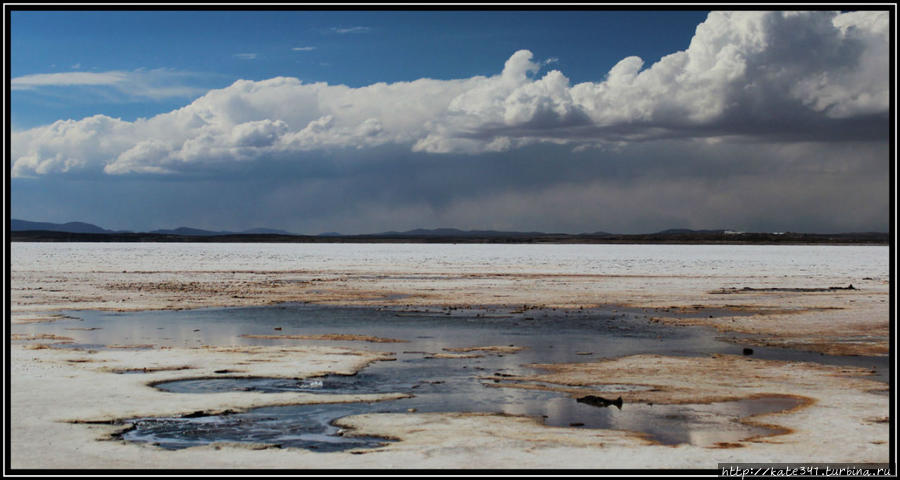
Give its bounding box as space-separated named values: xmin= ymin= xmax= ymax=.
xmin=11 ymin=11 xmax=888 ymax=178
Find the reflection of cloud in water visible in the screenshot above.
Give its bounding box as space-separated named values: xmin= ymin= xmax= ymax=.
xmin=603 ymin=399 xmax=798 ymax=446
xmin=489 ymin=387 xmax=558 ymax=418
xmin=539 ymin=396 xmax=614 ymax=428
xmin=24 ymin=304 xmax=813 ymax=451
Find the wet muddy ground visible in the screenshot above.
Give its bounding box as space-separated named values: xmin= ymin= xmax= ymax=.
xmin=11 ymin=303 xmax=888 ymax=454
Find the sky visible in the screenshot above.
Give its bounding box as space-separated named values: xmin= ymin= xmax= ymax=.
xmin=8 ymin=9 xmax=892 ymax=235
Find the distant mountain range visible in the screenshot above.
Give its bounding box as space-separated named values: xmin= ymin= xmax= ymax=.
xmin=9 ymin=219 xmax=888 ymax=244
xmin=653 ymin=228 xmax=726 ymax=235
xmin=366 ymin=227 xmax=559 ymax=238
xmin=9 ymin=220 xmax=612 ymax=237
xmin=148 ymin=226 xmax=295 ymax=236
xmin=11 ymin=219 xmax=294 ymax=236
xmin=11 ymin=219 xmax=121 ymax=234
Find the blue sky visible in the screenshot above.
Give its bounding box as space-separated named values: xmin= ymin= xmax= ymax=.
xmin=11 ymin=10 xmax=709 ymax=128
xmin=9 ymin=9 xmax=891 ymax=234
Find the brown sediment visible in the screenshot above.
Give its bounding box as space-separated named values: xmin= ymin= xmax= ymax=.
xmin=726 ymin=337 xmax=890 ymax=357
xmin=488 ymin=354 xmax=878 ymax=406
xmin=709 ymin=285 xmax=859 ymax=294
xmin=730 ymin=394 xmax=817 ymax=445
xmin=13 ymin=261 xmax=888 ymax=359
xmin=106 ymin=365 xmax=193 ymax=374
xmin=240 ymin=333 xmax=408 ymax=343
xmin=443 ymin=345 xmax=524 ymax=354
xmin=11 ymin=313 xmax=79 ymax=324
xmin=644 ymin=298 xmax=887 ymax=357
xmin=11 ymin=333 xmax=75 ymax=342
xmin=107 ymin=344 xmax=156 ymax=349
xmin=866 ymin=417 xmax=890 ymax=424
xmin=66 ymin=358 xmax=104 ymax=363
xmin=646 ymin=304 xmax=842 ymax=315
xmin=11 ymin=256 xmax=888 ymax=357
xmin=426 ymin=352 xmax=485 ymax=359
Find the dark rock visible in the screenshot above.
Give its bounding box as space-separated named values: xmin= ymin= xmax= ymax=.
xmin=576 ymin=395 xmax=623 ymax=409
xmin=743 ymin=348 xmax=754 ymax=356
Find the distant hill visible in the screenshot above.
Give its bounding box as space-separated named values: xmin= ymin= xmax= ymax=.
xmin=149 ymin=227 xmax=231 ymax=236
xmin=12 ymin=219 xmax=294 ymax=236
xmin=241 ymin=227 xmax=295 ymax=235
xmin=11 ymin=228 xmax=890 ymax=245
xmin=369 ymin=227 xmax=553 ymax=237
xmin=654 ymin=228 xmax=727 ymax=235
xmin=150 ymin=227 xmax=295 ymax=236
xmin=10 ymin=219 xmax=889 ymax=245
xmin=11 ymin=219 xmax=115 ymax=234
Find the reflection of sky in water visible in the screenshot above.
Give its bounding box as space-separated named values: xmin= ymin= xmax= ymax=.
xmin=602 ymin=399 xmax=796 ymax=446
xmin=143 ymin=371 xmax=803 ymax=449
xmin=12 ymin=304 xmax=883 ymax=450
xmin=125 ymin=402 xmax=394 ymax=452
xmin=21 ymin=304 xmax=732 ymax=358
xmin=15 ymin=304 xmax=889 ymax=381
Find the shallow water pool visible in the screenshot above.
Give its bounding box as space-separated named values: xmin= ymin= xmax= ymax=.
xmin=18 ymin=303 xmax=869 ymax=452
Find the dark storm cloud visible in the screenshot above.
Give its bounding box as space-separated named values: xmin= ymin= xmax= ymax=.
xmin=13 ymin=138 xmax=888 ymax=234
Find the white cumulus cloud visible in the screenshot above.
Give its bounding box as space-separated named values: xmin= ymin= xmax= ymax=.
xmin=11 ymin=11 xmax=889 ymax=177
